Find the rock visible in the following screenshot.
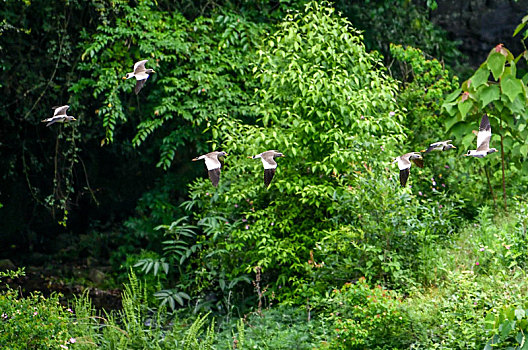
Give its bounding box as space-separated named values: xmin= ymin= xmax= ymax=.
xmin=0 ymin=259 xmax=16 ymax=271
xmin=88 ymin=269 xmax=106 ymax=285
xmin=432 ymin=0 xmax=528 ymax=67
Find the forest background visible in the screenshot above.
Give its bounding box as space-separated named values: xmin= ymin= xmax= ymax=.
xmin=2 ymin=0 xmax=528 ymax=348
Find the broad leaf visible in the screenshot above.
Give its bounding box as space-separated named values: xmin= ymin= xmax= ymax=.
xmin=500 ymin=75 xmax=523 ymax=102
xmin=444 ymin=88 xmax=461 ymax=103
xmin=478 ymin=84 xmax=500 ymax=107
xmin=520 ymin=144 xmax=528 ymax=158
xmin=470 ymin=67 xmax=490 ymax=88
xmin=503 ymin=95 xmax=526 ymax=115
xmin=458 ymin=99 xmax=473 ymax=118
xmin=487 ymin=52 xmax=506 ymax=80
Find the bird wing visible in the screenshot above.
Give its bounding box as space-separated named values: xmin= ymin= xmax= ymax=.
xmin=399 ymin=168 xmax=410 ymax=187
xmin=44 ymin=116 xmax=64 ymax=126
xmin=208 ymin=168 xmax=221 ymax=187
xmin=476 ymin=114 xmax=492 ymax=151
xmin=134 ymin=79 xmax=146 ymax=95
xmin=264 ymin=168 xmax=276 ymax=187
xmin=412 ymin=158 xmax=424 ymax=168
xmin=134 ymin=60 xmax=148 ymax=74
xmin=423 ymin=144 xmax=438 ymax=154
xmin=396 ymin=155 xmax=411 ymax=170
xmin=53 ymin=105 xmax=69 ymax=116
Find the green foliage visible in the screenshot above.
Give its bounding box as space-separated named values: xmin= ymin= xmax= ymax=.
xmin=0 ymin=289 xmax=74 ymax=349
xmin=335 ymin=0 xmax=465 ymax=70
xmin=485 ymin=303 xmax=528 ymax=349
xmin=177 ymin=1 xmax=413 ymax=305
xmin=314 ymin=277 xmax=411 ymax=349
xmin=215 ymin=306 xmax=325 ymax=349
xmin=181 ymin=313 xmax=215 ymax=350
xmin=74 ymin=0 xmax=264 ymax=169
xmin=68 ymin=272 xmax=219 ymax=349
xmin=442 ymin=44 xmax=528 ymax=202
xmin=390 ymin=44 xmax=460 ymax=147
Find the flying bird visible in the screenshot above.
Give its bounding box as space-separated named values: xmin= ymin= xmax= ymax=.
xmin=250 ymin=150 xmax=285 ymax=187
xmin=464 ymin=114 xmax=498 ymax=158
xmin=192 ymin=151 xmax=228 ymax=187
xmin=123 ymin=60 xmax=156 ymax=95
xmin=422 ymin=140 xmax=456 ymax=154
xmin=393 ymin=152 xmax=424 ymax=187
xmin=41 ymin=105 xmax=76 ymax=127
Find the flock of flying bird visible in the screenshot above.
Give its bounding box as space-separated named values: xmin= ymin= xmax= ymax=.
xmin=41 ymin=60 xmax=498 ymax=188
xmin=394 ymin=113 xmax=497 ymax=187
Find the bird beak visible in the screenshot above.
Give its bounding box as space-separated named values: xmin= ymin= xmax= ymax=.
xmin=122 ymin=76 xmax=126 ymax=80
xmin=247 ymin=156 xmax=253 ymax=159
xmin=152 ymin=70 xmax=156 ymax=74
xmin=72 ymin=118 xmax=77 ymax=121
xmin=452 ymin=146 xmax=457 ymax=149
xmin=192 ymin=158 xmax=198 ymax=161
xmin=420 ymin=150 xmax=426 ymax=152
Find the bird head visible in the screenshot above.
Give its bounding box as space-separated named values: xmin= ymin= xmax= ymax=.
xmin=446 ymin=144 xmax=456 ymax=150
xmin=410 ymin=153 xmax=423 ymax=160
xmin=275 ymin=152 xmax=285 ymax=158
xmin=488 ymin=148 xmax=498 ymax=154
xmin=123 ymin=73 xmax=131 ymax=80
xmin=146 ymin=69 xmax=156 ymax=74
xmin=220 ymin=151 xmax=228 ymax=157
xmin=464 ymin=150 xmax=473 ymax=157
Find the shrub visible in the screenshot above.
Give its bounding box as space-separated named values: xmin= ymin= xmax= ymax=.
xmin=0 ymin=269 xmax=75 ymax=349
xmin=313 ymin=278 xmax=411 ymax=349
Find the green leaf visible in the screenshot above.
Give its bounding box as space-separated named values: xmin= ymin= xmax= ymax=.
xmin=445 ymin=116 xmax=460 ymax=131
xmin=487 ymin=52 xmax=506 ymax=80
xmin=520 ymin=144 xmax=528 ymax=158
xmin=516 ymin=332 xmax=524 ymax=345
xmin=501 ymin=75 xmax=523 ymax=102
xmin=450 ymin=121 xmax=473 ymax=140
xmin=516 ymin=308 xmax=526 ymax=320
xmin=444 ymin=88 xmax=462 ymax=103
xmin=513 ymin=15 xmax=528 ymax=37
xmin=478 ymin=84 xmax=500 ymax=107
xmin=173 ymin=293 xmax=184 ymax=306
xmin=501 ymin=320 xmax=514 ymax=339
xmin=441 ymin=101 xmax=458 ymax=116
xmin=458 ymin=100 xmax=473 ymax=118
xmin=470 ymin=67 xmax=490 ymax=88
xmin=503 ymin=95 xmax=526 ymax=115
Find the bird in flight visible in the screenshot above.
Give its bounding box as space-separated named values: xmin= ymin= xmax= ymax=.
xmin=393 ymin=152 xmax=424 ymax=187
xmin=123 ymin=60 xmax=156 ymax=95
xmin=422 ymin=140 xmax=456 ymax=154
xmin=42 ymin=105 xmax=76 ymax=127
xmin=464 ymin=114 xmax=497 ymax=158
xmin=192 ymin=151 xmax=228 ymax=187
xmin=250 ymin=150 xmax=285 ymax=187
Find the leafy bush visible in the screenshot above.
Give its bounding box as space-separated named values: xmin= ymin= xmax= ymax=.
xmin=0 ymin=269 xmax=75 ymax=349
xmin=313 ymin=277 xmax=411 ymax=349
xmin=176 ymin=0 xmax=410 ymax=304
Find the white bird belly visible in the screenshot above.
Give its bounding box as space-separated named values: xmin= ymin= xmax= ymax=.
xmin=261 ymin=158 xmax=277 ymax=170
xmin=204 ymin=157 xmax=221 ymax=170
